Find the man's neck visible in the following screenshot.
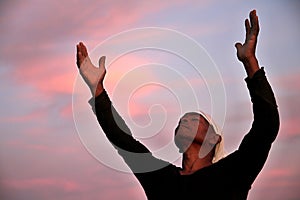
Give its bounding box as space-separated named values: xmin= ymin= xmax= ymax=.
xmin=180 ymin=151 xmax=213 ymax=175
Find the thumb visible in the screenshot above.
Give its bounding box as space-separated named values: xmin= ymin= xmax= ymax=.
xmin=99 ymin=56 xmax=106 ymax=69
xmin=235 ymin=43 xmax=242 ymax=51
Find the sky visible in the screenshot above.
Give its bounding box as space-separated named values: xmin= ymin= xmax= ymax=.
xmin=0 ymin=0 xmax=300 ymax=199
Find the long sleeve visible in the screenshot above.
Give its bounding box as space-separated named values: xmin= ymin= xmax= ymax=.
xmin=89 ymin=90 xmax=171 ymax=174
xmin=232 ymin=67 xmax=280 ymax=186
xmin=91 ymin=90 xmax=149 ymax=154
xmin=240 ymin=67 xmax=279 ymax=149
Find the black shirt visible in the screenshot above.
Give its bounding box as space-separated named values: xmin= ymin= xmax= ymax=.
xmin=90 ymin=68 xmax=279 ymax=200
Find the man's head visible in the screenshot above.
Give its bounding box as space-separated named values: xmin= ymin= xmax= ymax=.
xmin=174 ymin=111 xmax=224 ymax=163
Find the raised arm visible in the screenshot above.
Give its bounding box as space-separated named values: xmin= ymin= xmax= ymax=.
xmin=233 ymin=10 xmax=280 ymax=184
xmin=235 ymin=10 xmax=280 ymax=143
xmin=76 ymin=43 xmax=169 ymax=173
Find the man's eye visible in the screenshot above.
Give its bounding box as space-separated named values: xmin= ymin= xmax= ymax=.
xmin=192 ymin=118 xmax=199 ymax=121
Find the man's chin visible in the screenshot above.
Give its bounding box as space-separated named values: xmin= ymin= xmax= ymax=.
xmin=175 ymin=136 xmax=194 ymax=153
xmin=176 ymin=143 xmax=191 ymax=153
xmin=178 ymin=148 xmax=185 ymax=153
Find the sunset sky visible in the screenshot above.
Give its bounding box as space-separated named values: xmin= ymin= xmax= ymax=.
xmin=1 ymin=0 xmax=300 ymax=199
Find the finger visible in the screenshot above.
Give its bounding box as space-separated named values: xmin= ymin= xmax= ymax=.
xmin=79 ymin=42 xmax=85 ymax=57
xmin=250 ymin=10 xmax=259 ymax=35
xmin=76 ymin=44 xmax=82 ymax=68
xmin=99 ymin=56 xmax=106 ymax=69
xmin=76 ymin=43 xmax=81 ymax=56
xmin=76 ymin=44 xmax=79 ymax=58
xmin=245 ymin=19 xmax=250 ymax=41
xmin=235 ymin=42 xmax=242 ymax=51
xmin=80 ymin=42 xmax=88 ymax=57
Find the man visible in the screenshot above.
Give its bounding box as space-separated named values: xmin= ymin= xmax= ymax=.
xmin=75 ymin=10 xmax=279 ymax=199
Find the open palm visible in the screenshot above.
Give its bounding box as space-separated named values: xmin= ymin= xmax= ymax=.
xmin=235 ymin=10 xmax=260 ymax=62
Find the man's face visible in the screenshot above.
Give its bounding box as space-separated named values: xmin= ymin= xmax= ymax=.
xmin=174 ymin=113 xmax=207 ymax=152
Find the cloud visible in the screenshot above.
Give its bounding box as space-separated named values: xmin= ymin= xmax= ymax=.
xmin=0 ymin=177 xmax=86 ymax=200
xmin=1 ymin=1 xmax=300 ymax=200
xmin=0 ymin=0 xmax=189 ymax=105
xmin=2 ymin=178 xmax=82 ymax=192
xmin=273 ymin=72 xmax=300 ymax=141
xmin=248 ymin=129 xmax=300 ymax=200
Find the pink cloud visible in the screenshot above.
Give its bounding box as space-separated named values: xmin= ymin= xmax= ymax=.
xmin=1 ymin=0 xmax=187 ymax=51
xmin=10 ymin=55 xmax=76 ymax=95
xmin=0 ymin=108 xmax=46 ymax=124
xmin=273 ymin=72 xmax=300 ymax=141
xmin=104 ymin=53 xmax=154 ymax=90
xmin=274 ymin=70 xmax=300 ymax=93
xmin=1 ymin=1 xmax=299 ymax=200
xmin=60 ymin=103 xmax=73 ymax=119
xmin=0 ymin=0 xmax=199 ymax=106
xmin=2 ymin=178 xmax=83 ymax=192
xmin=4 ymin=130 xmax=81 ymax=154
xmin=1 ymin=1 xmax=181 ymax=100
xmin=277 ymin=117 xmax=300 ymax=141
xmin=250 ymin=165 xmax=300 ymax=199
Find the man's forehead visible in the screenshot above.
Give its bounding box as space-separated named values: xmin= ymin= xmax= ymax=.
xmin=181 ymin=112 xmax=201 ymax=118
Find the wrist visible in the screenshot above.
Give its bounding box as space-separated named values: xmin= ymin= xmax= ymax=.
xmin=95 ymin=86 xmax=104 ymax=98
xmin=243 ymin=56 xmax=259 ymax=78
xmin=242 ymin=55 xmax=257 ymax=65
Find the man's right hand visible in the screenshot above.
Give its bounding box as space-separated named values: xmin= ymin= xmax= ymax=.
xmin=76 ymin=42 xmax=106 ymax=97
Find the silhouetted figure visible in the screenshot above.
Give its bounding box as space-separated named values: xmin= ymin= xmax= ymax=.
xmin=76 ymin=10 xmax=279 ymax=200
